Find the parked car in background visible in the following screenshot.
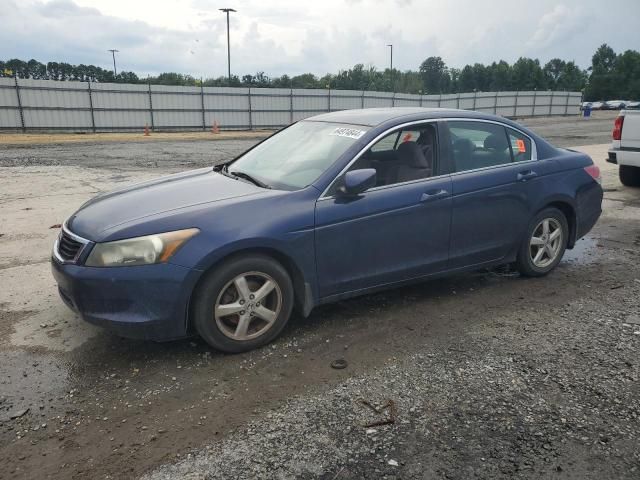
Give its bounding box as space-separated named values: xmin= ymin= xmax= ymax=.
xmin=51 ymin=108 xmax=603 ymax=352
xmin=608 ymin=109 xmax=640 ymax=186
xmin=626 ymin=101 xmax=640 ymax=110
xmin=589 ymin=101 xmax=605 ymax=110
xmin=605 ymin=100 xmax=627 ymax=110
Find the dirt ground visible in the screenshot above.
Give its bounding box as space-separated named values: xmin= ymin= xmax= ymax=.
xmin=1 ymin=112 xmax=639 ymax=479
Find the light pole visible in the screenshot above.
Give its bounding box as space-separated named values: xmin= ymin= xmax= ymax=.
xmin=107 ymin=49 xmax=119 ymax=76
xmin=387 ymin=44 xmax=393 ymax=92
xmin=219 ymin=8 xmax=236 ymax=85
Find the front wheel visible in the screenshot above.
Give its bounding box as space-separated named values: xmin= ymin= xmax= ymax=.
xmin=193 ymin=255 xmax=294 ymax=353
xmin=516 ymin=208 xmax=568 ymax=277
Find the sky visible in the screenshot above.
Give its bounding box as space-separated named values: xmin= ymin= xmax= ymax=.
xmin=1 ymin=0 xmax=639 ymax=78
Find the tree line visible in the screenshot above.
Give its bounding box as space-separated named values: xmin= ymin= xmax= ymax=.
xmin=1 ymin=44 xmax=637 ymax=100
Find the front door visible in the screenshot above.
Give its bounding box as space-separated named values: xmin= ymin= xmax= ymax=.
xmin=314 ymin=122 xmax=452 ymax=298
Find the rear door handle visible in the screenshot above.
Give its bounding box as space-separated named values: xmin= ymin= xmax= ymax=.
xmin=420 ymin=189 xmax=449 ymax=203
xmin=517 ymin=170 xmax=538 ymax=182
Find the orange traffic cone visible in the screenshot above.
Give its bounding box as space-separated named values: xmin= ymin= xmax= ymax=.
xmin=144 ymin=124 xmax=150 ymax=136
xmin=211 ymin=121 xmax=220 ymax=134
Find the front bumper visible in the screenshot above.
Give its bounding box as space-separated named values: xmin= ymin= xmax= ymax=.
xmin=51 ymin=258 xmax=201 ymax=341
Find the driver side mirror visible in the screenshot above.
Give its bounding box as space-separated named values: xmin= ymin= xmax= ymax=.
xmin=337 ymin=168 xmax=377 ymax=196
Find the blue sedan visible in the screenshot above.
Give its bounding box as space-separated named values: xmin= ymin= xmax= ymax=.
xmin=51 ymin=108 xmax=603 ymax=352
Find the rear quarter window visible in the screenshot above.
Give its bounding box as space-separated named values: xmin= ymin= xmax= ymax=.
xmin=507 ymin=128 xmax=533 ymax=162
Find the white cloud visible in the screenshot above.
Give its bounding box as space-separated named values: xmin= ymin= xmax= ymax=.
xmin=527 ymin=4 xmax=583 ymax=50
xmin=1 ymin=0 xmax=639 ymax=78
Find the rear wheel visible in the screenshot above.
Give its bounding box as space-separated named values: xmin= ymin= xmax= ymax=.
xmin=193 ymin=255 xmax=294 ymax=353
xmin=516 ymin=207 xmax=568 ymax=277
xmin=619 ymin=165 xmax=640 ymax=187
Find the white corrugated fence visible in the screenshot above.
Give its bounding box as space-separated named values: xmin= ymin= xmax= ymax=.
xmin=0 ymin=77 xmax=582 ymax=132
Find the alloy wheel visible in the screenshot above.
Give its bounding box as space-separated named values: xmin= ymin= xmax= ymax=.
xmin=529 ymin=218 xmax=563 ymax=268
xmin=214 ymin=271 xmax=282 ymax=341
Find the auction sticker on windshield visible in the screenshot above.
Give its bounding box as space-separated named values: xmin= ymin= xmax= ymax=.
xmin=330 ymin=127 xmax=366 ymax=139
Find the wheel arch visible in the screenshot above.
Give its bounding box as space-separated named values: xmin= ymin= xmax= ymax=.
xmin=186 ymin=247 xmax=312 ymax=334
xmin=539 ymin=200 xmax=577 ymax=248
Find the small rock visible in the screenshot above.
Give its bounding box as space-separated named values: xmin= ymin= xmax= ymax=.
xmin=9 ymin=408 xmax=29 ymax=420
xmin=388 ymin=459 xmax=399 ymax=467
xmin=625 ymin=315 xmax=640 ymax=325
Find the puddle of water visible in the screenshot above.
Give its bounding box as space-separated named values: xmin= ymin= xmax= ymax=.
xmin=563 ymin=236 xmax=599 ymax=265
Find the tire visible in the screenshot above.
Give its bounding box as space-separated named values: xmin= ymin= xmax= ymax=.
xmin=619 ymin=165 xmax=640 ymax=187
xmin=516 ymin=207 xmax=569 ymax=277
xmin=193 ymin=254 xmax=294 ymax=353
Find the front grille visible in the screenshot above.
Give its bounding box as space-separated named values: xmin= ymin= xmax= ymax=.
xmin=57 ymin=230 xmax=84 ymax=262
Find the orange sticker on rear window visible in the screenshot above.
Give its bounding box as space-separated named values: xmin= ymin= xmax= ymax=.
xmin=402 ymin=132 xmax=413 ymax=142
xmin=516 ymin=139 xmax=526 ymax=153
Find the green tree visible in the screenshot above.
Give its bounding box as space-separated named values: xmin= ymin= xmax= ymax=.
xmin=585 ymin=44 xmax=619 ymax=100
xmin=543 ymin=58 xmax=566 ymax=89
xmin=613 ymin=50 xmax=640 ymax=99
xmin=419 ymin=56 xmax=449 ymax=94
xmin=591 ymin=44 xmax=616 ymax=74
xmin=511 ymin=57 xmax=546 ymax=90
xmin=488 ymin=61 xmax=512 ymax=91
xmin=557 ymin=62 xmax=586 ymax=91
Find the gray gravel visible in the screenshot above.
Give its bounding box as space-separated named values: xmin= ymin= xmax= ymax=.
xmin=1 ymin=114 xmax=638 ymax=479
xmin=145 ymin=284 xmax=640 ymax=480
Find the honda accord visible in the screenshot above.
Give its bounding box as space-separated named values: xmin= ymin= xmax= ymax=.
xmin=52 ymin=108 xmax=603 ymax=352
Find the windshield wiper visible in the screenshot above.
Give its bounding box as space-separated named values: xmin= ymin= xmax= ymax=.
xmin=229 ymin=170 xmax=271 ymax=189
xmin=213 ymin=163 xmax=236 ymax=179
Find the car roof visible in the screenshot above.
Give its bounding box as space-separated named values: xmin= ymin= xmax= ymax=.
xmin=305 ymin=107 xmax=507 ymax=127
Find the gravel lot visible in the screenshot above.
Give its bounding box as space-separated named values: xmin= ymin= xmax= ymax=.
xmin=1 ymin=111 xmax=639 ymax=479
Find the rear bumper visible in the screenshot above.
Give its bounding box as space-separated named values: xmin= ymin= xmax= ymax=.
xmin=51 ymin=258 xmax=201 ymax=341
xmin=608 ymin=148 xmax=640 ymax=167
xmin=575 ymin=182 xmax=603 ymax=241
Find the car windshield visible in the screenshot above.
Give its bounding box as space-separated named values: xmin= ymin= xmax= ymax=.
xmin=227 ymin=121 xmax=369 ymax=190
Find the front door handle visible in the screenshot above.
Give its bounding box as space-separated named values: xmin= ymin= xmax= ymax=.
xmin=420 ymin=189 xmax=449 ymax=203
xmin=517 ymin=170 xmax=538 ymax=182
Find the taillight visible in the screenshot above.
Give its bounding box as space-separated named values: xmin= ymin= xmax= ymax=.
xmin=584 ymin=164 xmax=601 ymax=184
xmin=613 ymin=115 xmax=624 ymax=140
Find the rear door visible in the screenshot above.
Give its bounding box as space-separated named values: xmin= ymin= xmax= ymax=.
xmin=445 ymin=120 xmax=539 ymax=268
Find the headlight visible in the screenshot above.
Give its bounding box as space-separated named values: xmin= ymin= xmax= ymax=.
xmin=85 ymin=228 xmax=199 ymax=267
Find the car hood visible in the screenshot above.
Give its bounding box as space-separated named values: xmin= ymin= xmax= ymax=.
xmin=67 ymin=168 xmax=266 ymax=240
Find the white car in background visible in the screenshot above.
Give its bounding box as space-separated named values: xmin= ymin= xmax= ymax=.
xmin=608 ymin=109 xmax=640 ymax=186
xmin=605 ymin=100 xmax=627 ymax=110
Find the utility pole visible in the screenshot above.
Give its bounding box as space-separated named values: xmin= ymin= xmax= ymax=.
xmin=387 ymin=44 xmax=393 ymax=92
xmin=107 ymin=49 xmax=119 ymax=76
xmin=219 ymin=8 xmax=236 ymax=85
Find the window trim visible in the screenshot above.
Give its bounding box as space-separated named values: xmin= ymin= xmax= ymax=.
xmin=319 ymin=117 xmax=537 ymax=199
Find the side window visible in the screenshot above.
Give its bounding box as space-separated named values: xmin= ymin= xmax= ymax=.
xmin=370 ymin=131 xmax=398 ymax=152
xmin=346 ymin=123 xmax=438 ymax=188
xmin=448 ymin=121 xmax=511 ymax=173
xmin=507 ymin=128 xmax=532 ymax=162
